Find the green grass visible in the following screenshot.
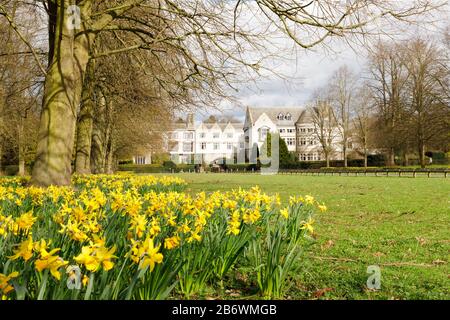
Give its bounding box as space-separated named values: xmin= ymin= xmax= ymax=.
xmin=159 ymin=173 xmax=450 ymax=300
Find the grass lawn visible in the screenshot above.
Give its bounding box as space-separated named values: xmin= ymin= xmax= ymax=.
xmin=161 ymin=173 xmax=450 ymax=300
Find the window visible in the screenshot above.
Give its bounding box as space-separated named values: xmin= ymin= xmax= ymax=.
xmin=284 ymin=113 xmax=292 ymax=120
xmin=213 ymin=143 xmax=220 ymax=150
xmin=299 ymin=128 xmax=306 ymax=133
xmin=184 ymin=132 xmax=193 ymax=140
xmin=277 ymin=113 xmax=284 ymax=120
xmin=183 ymin=142 xmax=193 ymax=152
xmin=308 ymin=128 xmax=314 ymax=133
xmin=285 ymin=138 xmax=295 ymax=146
xmin=199 ymin=132 xmax=206 ymax=139
xmin=227 ymin=142 xmax=233 ymax=150
xmin=279 ymin=129 xmax=285 ymax=133
xmin=239 ymin=142 xmax=245 ymax=149
xmin=259 ymin=126 xmax=269 ymax=141
xmin=135 ymin=156 xmax=146 ymax=165
xmin=307 ymin=154 xmax=313 ymax=161
xmin=200 ymin=142 xmax=207 ymax=150
xmin=300 ymin=138 xmax=306 ymax=146
xmin=172 ymin=132 xmax=178 ymax=139
xmin=226 ymin=133 xmax=233 ymax=139
xmin=287 ymin=128 xmax=294 ymax=133
xmin=309 ymin=139 xmax=315 ymax=145
xmin=213 ymin=132 xmax=220 ymax=139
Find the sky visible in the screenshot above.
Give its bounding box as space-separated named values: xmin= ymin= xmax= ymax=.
xmin=195 ymin=0 xmax=449 ymax=122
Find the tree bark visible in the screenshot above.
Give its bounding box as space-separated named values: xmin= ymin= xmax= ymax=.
xmin=31 ymin=2 xmax=93 ymax=186
xmin=343 ymin=144 xmax=347 ymax=167
xmin=387 ymin=148 xmax=395 ymax=166
xmin=90 ymin=88 xmax=107 ymax=174
xmin=18 ymin=120 xmax=25 ymax=176
xmin=419 ymin=141 xmax=426 ymax=168
xmin=106 ymin=134 xmax=115 ymax=174
xmin=364 ymin=148 xmax=368 ymax=168
xmin=74 ymin=61 xmax=96 ymax=175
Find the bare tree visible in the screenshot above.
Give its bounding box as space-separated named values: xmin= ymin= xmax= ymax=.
xmin=0 ymin=1 xmax=42 ymax=175
xmin=368 ymin=41 xmax=409 ymax=166
xmin=329 ymin=65 xmax=356 ymax=167
xmin=352 ymin=84 xmax=373 ymax=167
xmin=403 ymin=38 xmax=449 ymax=167
xmin=310 ymin=98 xmax=338 ymax=167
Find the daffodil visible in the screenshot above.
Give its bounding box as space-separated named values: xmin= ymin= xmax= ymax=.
xmin=129 ymin=214 xmax=147 ymax=239
xmin=164 ymin=236 xmax=181 ymax=250
xmin=74 ymin=243 xmax=116 ymax=272
xmin=9 ymin=236 xmax=34 ymax=261
xmin=317 ymin=203 xmax=327 ymax=212
xmin=15 ymin=211 xmax=36 ymax=233
xmin=35 ymin=248 xmax=68 ymax=280
xmin=301 ymin=218 xmax=315 ymax=234
xmin=0 ymin=271 xmax=19 ymax=295
xmin=131 ymin=237 xmax=163 ymax=272
xmin=305 ymin=195 xmax=315 ymax=205
xmin=280 ymin=208 xmax=289 ymax=219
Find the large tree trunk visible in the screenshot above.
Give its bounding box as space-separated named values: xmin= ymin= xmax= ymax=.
xmin=343 ymin=144 xmax=347 ymax=167
xmin=418 ymin=141 xmax=426 ymax=168
xmin=387 ymin=148 xmax=395 ymax=166
xmin=325 ymin=151 xmax=330 ymax=168
xmin=74 ymin=61 xmax=96 ymax=175
xmin=0 ymin=143 xmax=3 ymax=175
xmin=31 ymin=2 xmax=93 ymax=186
xmin=18 ymin=120 xmax=25 ymax=176
xmin=106 ymin=134 xmax=115 ymax=174
xmin=90 ymin=88 xmax=107 ymax=174
xmin=364 ymin=148 xmax=368 ymax=168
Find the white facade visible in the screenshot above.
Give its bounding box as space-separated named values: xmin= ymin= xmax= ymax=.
xmin=169 ymin=115 xmax=244 ymax=164
xmin=159 ymin=107 xmax=345 ymax=165
xmin=244 ymin=107 xmax=344 ymax=161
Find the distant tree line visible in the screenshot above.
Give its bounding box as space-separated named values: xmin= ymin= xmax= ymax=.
xmin=308 ymin=36 xmax=449 ymax=168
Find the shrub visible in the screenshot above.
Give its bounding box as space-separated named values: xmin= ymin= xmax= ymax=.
xmin=163 ymin=160 xmax=177 ymax=169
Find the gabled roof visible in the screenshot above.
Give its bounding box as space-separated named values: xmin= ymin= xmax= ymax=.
xmin=200 ymin=121 xmax=243 ymax=131
xmin=246 ymin=106 xmax=307 ymax=126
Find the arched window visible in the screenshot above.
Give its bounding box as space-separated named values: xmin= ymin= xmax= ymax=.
xmin=277 ymin=113 xmax=284 ymax=120
xmin=285 ymin=113 xmax=292 ymax=120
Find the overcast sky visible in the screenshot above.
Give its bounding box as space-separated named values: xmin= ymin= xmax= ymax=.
xmin=195 ymin=1 xmax=449 ymax=122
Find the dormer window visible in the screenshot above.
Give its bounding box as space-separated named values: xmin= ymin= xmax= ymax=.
xmin=277 ymin=113 xmax=284 ymax=120
xmin=285 ymin=113 xmax=291 ymax=120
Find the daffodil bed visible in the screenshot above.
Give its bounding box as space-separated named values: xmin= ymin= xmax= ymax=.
xmin=0 ymin=174 xmax=324 ymax=300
